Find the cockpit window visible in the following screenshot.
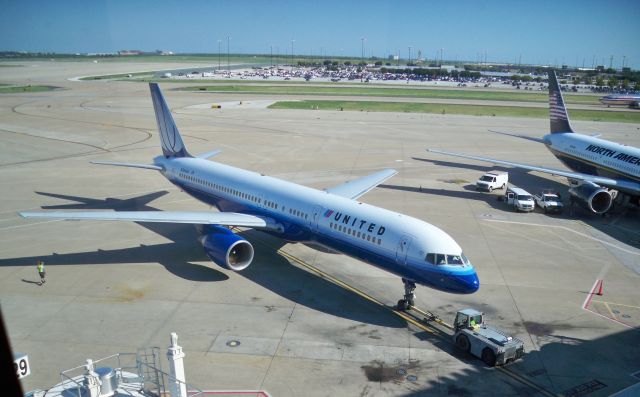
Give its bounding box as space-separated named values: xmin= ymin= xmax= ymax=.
xmin=426 ymin=252 xmax=469 ymax=266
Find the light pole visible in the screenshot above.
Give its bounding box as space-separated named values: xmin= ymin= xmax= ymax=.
xmin=408 ymin=46 xmax=412 ymax=65
xmin=291 ymin=39 xmax=295 ymax=71
xmin=226 ymin=36 xmax=231 ymax=75
xmin=440 ymin=48 xmax=444 ymax=66
xmin=217 ymin=39 xmax=221 ymax=72
xmin=270 ymin=45 xmax=273 ymax=68
xmin=361 ymin=38 xmax=365 ymax=65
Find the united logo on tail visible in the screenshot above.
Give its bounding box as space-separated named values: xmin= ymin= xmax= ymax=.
xmin=149 ymin=83 xmax=191 ymax=158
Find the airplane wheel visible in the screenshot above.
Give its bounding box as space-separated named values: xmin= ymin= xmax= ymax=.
xmin=481 ymin=348 xmax=497 ymax=367
xmin=456 ymin=334 xmax=470 ymax=353
xmin=397 ymin=299 xmax=410 ymax=311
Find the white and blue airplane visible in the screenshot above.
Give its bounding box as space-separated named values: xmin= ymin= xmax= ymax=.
xmin=20 ymin=83 xmax=479 ymax=309
xmin=428 ymin=71 xmax=640 ymax=214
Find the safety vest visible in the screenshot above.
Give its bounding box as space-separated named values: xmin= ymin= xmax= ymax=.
xmin=37 ymin=262 xmax=44 ymax=272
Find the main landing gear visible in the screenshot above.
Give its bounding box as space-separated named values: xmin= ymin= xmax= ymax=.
xmin=397 ymin=278 xmax=416 ymax=311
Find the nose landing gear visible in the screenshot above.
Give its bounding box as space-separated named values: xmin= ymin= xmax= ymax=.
xmin=397 ymin=278 xmax=416 ymax=311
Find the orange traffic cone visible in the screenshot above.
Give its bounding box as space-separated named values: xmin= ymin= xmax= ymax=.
xmin=596 ymin=280 xmax=603 ymax=296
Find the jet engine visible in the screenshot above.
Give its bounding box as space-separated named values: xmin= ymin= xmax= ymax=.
xmin=199 ymin=225 xmax=254 ymax=271
xmin=568 ymin=181 xmax=613 ymax=214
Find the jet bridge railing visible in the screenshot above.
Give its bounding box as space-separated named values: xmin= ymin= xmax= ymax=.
xmin=56 ymin=349 xmax=203 ymax=397
xmin=58 ymin=352 xmax=139 ymax=397
xmin=136 ymin=346 xmax=204 ymax=397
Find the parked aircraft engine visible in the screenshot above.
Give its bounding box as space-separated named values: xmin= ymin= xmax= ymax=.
xmin=568 ymin=181 xmax=613 ymax=214
xmin=199 ymin=225 xmax=254 ymax=271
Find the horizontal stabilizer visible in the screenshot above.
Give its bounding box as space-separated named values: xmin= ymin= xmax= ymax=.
xmin=196 ymin=149 xmax=222 ymax=159
xmin=19 ymin=210 xmax=272 ymax=228
xmin=325 ymin=169 xmax=398 ymax=200
xmin=488 ymin=130 xmax=546 ymax=144
xmin=91 ymin=161 xmax=163 ymax=171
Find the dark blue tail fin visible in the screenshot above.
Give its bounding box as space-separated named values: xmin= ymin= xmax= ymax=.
xmin=548 ymin=70 xmax=574 ymax=134
xmin=149 ymin=83 xmax=191 ymax=158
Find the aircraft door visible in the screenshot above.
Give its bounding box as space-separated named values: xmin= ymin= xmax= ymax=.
xmin=312 ymin=205 xmax=322 ymax=231
xmin=395 ymin=234 xmax=414 ymax=265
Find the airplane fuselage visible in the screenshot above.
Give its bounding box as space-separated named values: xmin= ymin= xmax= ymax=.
xmin=154 ymin=156 xmax=479 ymax=294
xmin=599 ymin=94 xmax=640 ymax=107
xmin=544 ymin=133 xmax=640 ymax=193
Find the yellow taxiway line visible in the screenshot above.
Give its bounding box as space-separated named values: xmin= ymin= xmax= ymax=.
xmin=274 ymin=247 xmax=559 ymax=397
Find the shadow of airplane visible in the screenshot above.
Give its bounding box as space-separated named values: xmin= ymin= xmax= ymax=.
xmin=2 ymin=191 xmax=403 ymax=327
xmin=379 ymin=183 xmax=510 ymax=212
xmin=409 ymin=156 xmax=640 ymax=249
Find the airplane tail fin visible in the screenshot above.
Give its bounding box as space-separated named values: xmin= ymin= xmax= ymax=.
xmin=548 ymin=70 xmax=574 ymax=134
xmin=149 ymin=83 xmax=191 ymax=158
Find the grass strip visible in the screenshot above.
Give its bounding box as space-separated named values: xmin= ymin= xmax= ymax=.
xmin=0 ymin=85 xmax=60 ymax=93
xmin=180 ymin=84 xmax=599 ymax=104
xmin=268 ymin=100 xmax=640 ymax=123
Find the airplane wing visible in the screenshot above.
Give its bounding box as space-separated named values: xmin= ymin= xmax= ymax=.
xmin=19 ymin=211 xmax=272 ymax=228
xmin=325 ymin=169 xmax=398 ymax=200
xmin=426 ymin=148 xmax=640 ymax=194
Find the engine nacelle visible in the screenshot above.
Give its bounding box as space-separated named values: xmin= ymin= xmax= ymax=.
xmin=568 ymin=181 xmax=613 ymax=214
xmin=199 ymin=225 xmax=254 ymax=271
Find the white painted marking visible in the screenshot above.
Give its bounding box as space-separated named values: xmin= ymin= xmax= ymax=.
xmin=482 ymin=219 xmax=640 ymax=256
xmin=582 ymin=279 xmax=600 ymax=310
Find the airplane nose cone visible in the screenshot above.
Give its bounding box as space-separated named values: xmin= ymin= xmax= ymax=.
xmin=447 ymin=272 xmax=480 ymax=294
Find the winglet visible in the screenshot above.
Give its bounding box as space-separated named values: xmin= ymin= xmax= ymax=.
xmin=149 ymin=83 xmax=192 ymax=158
xmin=548 ymin=70 xmax=574 ymax=134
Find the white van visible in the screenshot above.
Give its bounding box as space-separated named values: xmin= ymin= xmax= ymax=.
xmin=506 ymin=186 xmax=535 ymax=212
xmin=476 ymin=171 xmax=508 ymax=192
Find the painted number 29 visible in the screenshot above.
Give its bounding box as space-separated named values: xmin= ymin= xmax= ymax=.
xmin=14 ymin=357 xmax=29 ymax=378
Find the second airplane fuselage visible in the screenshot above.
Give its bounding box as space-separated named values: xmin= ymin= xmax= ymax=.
xmin=544 ymin=133 xmax=640 ymax=192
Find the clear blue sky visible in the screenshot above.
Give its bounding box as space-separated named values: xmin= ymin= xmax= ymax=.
xmin=1 ymin=0 xmax=639 ymax=68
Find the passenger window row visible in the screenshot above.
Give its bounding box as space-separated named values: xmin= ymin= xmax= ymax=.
xmin=178 ymin=173 xmax=315 ymax=219
xmin=289 ymin=208 xmax=308 ymax=220
xmin=179 ymin=172 xmax=262 ymax=204
xmin=329 ymin=222 xmax=382 ymax=245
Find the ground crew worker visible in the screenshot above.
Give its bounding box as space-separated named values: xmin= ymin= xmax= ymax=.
xmin=37 ymin=260 xmax=45 ymax=285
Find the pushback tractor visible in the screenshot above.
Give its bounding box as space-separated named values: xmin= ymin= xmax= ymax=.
xmin=453 ymin=308 xmax=524 ymax=366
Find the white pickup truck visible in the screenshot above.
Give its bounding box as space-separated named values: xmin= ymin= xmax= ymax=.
xmin=476 ymin=171 xmax=508 ymax=192
xmin=534 ymin=191 xmax=564 ymax=213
